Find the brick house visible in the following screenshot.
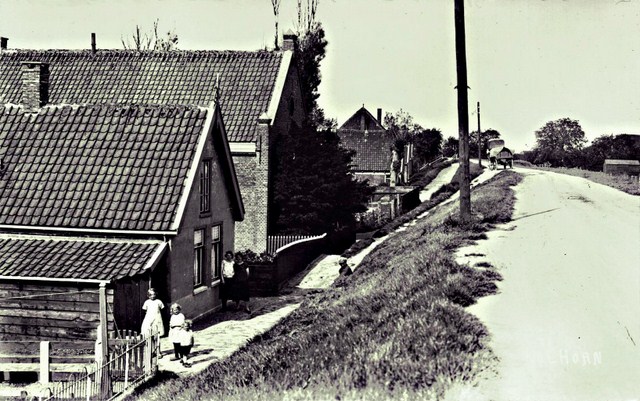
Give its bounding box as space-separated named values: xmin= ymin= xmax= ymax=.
xmin=337 ymin=106 xmax=413 ymax=185
xmin=0 ymin=68 xmax=244 ymax=338
xmin=0 ymin=33 xmax=305 ymax=252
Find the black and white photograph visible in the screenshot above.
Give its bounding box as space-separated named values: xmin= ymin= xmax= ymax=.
xmin=0 ymin=0 xmax=638 ymax=400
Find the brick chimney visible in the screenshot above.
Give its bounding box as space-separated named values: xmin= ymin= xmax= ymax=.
xmin=377 ymin=108 xmax=382 ymax=125
xmin=282 ymin=29 xmax=297 ymax=51
xmin=0 ymin=37 xmax=7 ymax=51
xmin=91 ymin=33 xmax=96 ymax=54
xmin=20 ymin=61 xmax=49 ymax=111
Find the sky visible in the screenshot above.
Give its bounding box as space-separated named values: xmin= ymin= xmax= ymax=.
xmin=0 ymin=0 xmax=638 ymax=152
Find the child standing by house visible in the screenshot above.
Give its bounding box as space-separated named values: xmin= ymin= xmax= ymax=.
xmin=220 ymin=251 xmax=235 ymax=311
xmin=168 ymin=303 xmax=185 ymax=361
xmin=179 ymin=320 xmax=195 ymax=367
xmin=141 ymin=288 xmax=165 ymax=337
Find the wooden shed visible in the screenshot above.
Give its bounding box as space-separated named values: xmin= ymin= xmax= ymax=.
xmin=603 ymin=159 xmax=640 ymax=176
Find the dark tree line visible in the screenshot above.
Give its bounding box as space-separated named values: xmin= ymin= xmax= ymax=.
xmin=517 ymin=118 xmax=640 ymax=170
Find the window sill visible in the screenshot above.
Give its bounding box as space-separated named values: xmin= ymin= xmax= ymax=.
xmin=210 ymin=279 xmax=221 ymax=288
xmin=193 ymin=286 xmax=208 ymax=295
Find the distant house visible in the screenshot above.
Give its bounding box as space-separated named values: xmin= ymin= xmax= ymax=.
xmin=0 ymin=69 xmax=243 ymax=339
xmin=337 ymin=106 xmax=413 ymax=185
xmin=0 ymin=32 xmax=305 ymax=252
xmin=603 ymin=159 xmax=640 ymax=176
xmin=337 ymin=106 xmax=419 ymax=222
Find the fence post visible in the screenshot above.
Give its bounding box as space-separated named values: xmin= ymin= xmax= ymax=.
xmin=143 ymin=336 xmax=152 ymax=377
xmin=99 ymin=283 xmax=112 ymax=399
xmin=39 ymin=341 xmax=50 ymax=385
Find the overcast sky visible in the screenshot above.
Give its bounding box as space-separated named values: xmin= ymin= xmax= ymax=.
xmin=1 ymin=0 xmax=638 ymax=151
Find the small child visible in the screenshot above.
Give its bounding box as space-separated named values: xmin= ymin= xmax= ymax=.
xmin=179 ymin=320 xmax=195 ymax=367
xmin=168 ymin=303 xmax=185 ymax=361
xmin=338 ymin=258 xmax=353 ymax=276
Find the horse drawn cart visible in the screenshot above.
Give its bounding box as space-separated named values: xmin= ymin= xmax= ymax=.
xmin=487 ymin=138 xmax=513 ymax=170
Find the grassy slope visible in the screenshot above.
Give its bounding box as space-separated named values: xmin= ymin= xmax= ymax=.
xmin=533 ymin=166 xmax=640 ymax=196
xmin=127 ymin=171 xmax=522 ymax=401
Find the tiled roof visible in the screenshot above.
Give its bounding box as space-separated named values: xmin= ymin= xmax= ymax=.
xmin=339 ymin=107 xmax=385 ymax=132
xmin=338 ymin=130 xmax=393 ymax=172
xmin=0 ymin=234 xmax=165 ymax=281
xmin=0 ymin=50 xmax=284 ymax=142
xmin=0 ymin=103 xmax=206 ymax=231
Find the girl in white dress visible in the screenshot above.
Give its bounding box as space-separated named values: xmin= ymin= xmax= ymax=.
xmin=168 ymin=303 xmax=185 ymax=360
xmin=141 ymin=288 xmax=165 ymax=337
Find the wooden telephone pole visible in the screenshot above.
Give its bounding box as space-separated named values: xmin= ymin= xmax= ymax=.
xmin=455 ymin=0 xmax=471 ymax=223
xmin=477 ymin=101 xmax=482 ymax=167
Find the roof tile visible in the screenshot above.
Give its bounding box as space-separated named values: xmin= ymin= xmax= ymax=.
xmin=0 ymin=50 xmax=283 ymax=142
xmin=0 ymin=104 xmax=206 ymax=231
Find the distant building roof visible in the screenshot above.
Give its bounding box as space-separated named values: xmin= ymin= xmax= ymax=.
xmin=338 ymin=130 xmax=393 ymax=172
xmin=0 ymin=103 xmax=207 ymax=231
xmin=0 ymin=234 xmax=166 ymax=282
xmin=604 ymin=159 xmax=640 ymax=165
xmin=0 ymin=50 xmax=284 ymax=142
xmin=339 ymin=106 xmax=385 ymax=132
xmin=338 ymin=107 xmax=392 ymax=172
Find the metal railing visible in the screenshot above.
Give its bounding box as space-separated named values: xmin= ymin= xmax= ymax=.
xmin=44 ymin=334 xmax=158 ymax=401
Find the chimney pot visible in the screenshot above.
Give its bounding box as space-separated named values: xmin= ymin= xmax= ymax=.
xmin=377 ymin=108 xmax=382 ymax=125
xmin=20 ymin=61 xmax=49 ymax=111
xmin=91 ymin=33 xmax=96 ymax=54
xmin=0 ymin=37 xmax=7 ymax=50
xmin=282 ymin=29 xmax=297 ymax=51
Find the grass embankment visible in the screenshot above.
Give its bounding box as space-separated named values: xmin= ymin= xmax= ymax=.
xmin=512 ymin=160 xmax=640 ymax=196
xmin=409 ymin=159 xmax=454 ymax=187
xmin=127 ymin=171 xmax=522 ymax=401
xmin=538 ymin=166 xmax=639 ymax=195
xmin=346 ymin=162 xmax=484 ymax=258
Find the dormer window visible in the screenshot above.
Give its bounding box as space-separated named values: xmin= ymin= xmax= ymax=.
xmin=199 ymin=159 xmax=211 ymax=213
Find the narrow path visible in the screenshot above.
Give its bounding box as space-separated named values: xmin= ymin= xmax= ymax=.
xmin=419 ymin=162 xmax=459 ymax=202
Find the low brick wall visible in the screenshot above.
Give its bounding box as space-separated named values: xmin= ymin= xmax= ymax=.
xmin=248 ymin=234 xmax=328 ymax=296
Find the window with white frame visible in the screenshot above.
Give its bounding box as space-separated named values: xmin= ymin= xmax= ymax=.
xmin=194 ymin=229 xmax=204 ymax=287
xmin=211 ymin=225 xmax=221 ymax=282
xmin=199 ymin=160 xmax=211 ymax=213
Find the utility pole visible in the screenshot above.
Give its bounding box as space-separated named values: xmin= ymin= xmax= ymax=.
xmin=477 ymin=101 xmax=482 ymax=167
xmin=455 ymin=0 xmax=471 ymax=223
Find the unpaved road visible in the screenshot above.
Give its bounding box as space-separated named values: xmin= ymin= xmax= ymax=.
xmin=451 ymin=168 xmax=640 ymax=401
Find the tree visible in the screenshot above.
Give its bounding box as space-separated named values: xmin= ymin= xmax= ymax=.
xmin=578 ymin=134 xmax=640 ymax=170
xmin=270 ymin=0 xmax=281 ymax=50
xmin=533 ymin=118 xmax=587 ymax=166
xmin=293 ymin=1 xmax=330 ymax=128
xmin=413 ymin=128 xmax=443 ymax=164
xmin=121 ymin=19 xmax=178 ymax=51
xmin=442 ymin=136 xmax=459 ymax=158
xmin=270 ymin=123 xmax=374 ymax=234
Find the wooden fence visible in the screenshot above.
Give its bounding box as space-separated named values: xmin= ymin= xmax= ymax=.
xmin=267 ymin=235 xmax=320 ymax=254
xmin=0 ymin=330 xmax=148 ymax=385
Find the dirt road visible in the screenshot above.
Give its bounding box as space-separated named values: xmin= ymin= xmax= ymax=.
xmin=451 ymin=168 xmax=640 ymax=401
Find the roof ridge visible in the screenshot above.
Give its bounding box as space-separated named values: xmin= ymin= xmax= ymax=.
xmin=2 ymin=102 xmax=209 ymax=113
xmin=0 ymin=49 xmax=280 ymax=58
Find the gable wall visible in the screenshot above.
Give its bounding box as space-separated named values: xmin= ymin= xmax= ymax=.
xmin=163 ymin=121 xmax=236 ymax=322
xmin=233 ymin=56 xmax=305 ymax=252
